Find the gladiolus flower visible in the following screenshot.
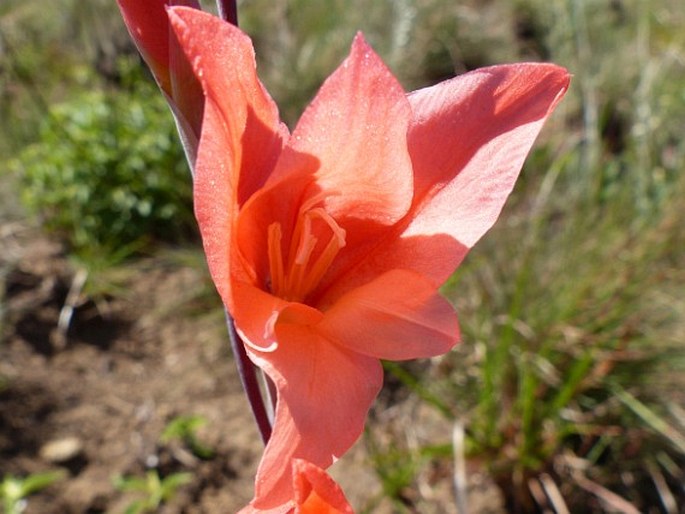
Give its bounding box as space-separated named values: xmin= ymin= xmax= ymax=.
xmin=240 ymin=459 xmax=353 ymax=514
xmin=117 ymin=0 xmax=204 ymax=166
xmin=292 ymin=459 xmax=353 ymax=514
xmin=168 ymin=7 xmax=569 ymax=512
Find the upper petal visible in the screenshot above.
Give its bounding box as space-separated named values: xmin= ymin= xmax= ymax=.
xmin=323 ymin=63 xmax=570 ymax=297
xmin=246 ymin=303 xmax=382 ymax=510
xmin=169 ymin=8 xmax=288 ymax=307
xmin=271 ymin=33 xmax=414 ymax=226
xmin=236 ymin=34 xmax=414 ymax=294
xmin=401 ymin=63 xmax=570 ymax=284
xmin=169 ymin=7 xmax=287 ymax=205
xmin=319 ymin=269 xmax=459 ymax=361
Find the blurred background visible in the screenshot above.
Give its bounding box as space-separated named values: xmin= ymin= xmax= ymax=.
xmin=1 ymin=0 xmax=684 ymax=512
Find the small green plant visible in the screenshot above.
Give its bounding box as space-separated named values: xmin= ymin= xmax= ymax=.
xmin=364 ymin=426 xmax=452 ymax=514
xmin=12 ymin=60 xmax=194 ymax=259
xmin=1 ymin=471 xmax=65 ymax=514
xmin=161 ymin=415 xmax=215 ymax=459
xmin=113 ymin=470 xmax=192 ymax=514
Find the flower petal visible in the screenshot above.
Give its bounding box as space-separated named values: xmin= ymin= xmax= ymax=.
xmin=118 ymin=0 xmax=204 ymax=164
xmin=169 ymin=7 xmax=287 ymax=203
xmin=238 ymin=503 xmax=292 ymax=514
xmin=401 ymin=63 xmax=570 ymax=284
xmin=236 ymin=33 xmax=414 ymax=290
xmin=322 ymin=63 xmax=569 ymax=298
xmin=293 ymin=459 xmax=354 ymax=514
xmin=117 ymin=0 xmax=199 ymax=92
xmin=318 ymin=269 xmax=459 ymax=360
xmin=247 ymin=303 xmax=382 ymax=510
xmin=231 ymin=282 xmax=290 ymax=352
xmin=169 ymin=7 xmax=288 ymax=307
xmin=272 ymin=33 xmax=413 ymax=226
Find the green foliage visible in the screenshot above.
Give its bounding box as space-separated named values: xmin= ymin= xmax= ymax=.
xmin=113 ymin=470 xmax=192 ymax=514
xmin=0 ymin=0 xmax=131 ymax=156
xmin=365 ymin=426 xmax=452 ymax=513
xmin=455 ymin=180 xmax=679 ymax=479
xmin=161 ymin=415 xmax=215 ymax=459
xmin=240 ymin=0 xmax=526 ymax=126
xmin=12 ymin=63 xmax=194 ymax=259
xmin=1 ymin=471 xmax=66 ymax=514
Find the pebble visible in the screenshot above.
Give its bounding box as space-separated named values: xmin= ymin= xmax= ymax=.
xmin=39 ymin=437 xmax=83 ymax=463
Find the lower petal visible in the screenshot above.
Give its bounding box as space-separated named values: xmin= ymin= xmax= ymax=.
xmin=319 ymin=269 xmax=460 ymax=361
xmin=232 ymin=281 xmax=291 ymax=351
xmin=247 ymin=303 xmax=382 ymax=510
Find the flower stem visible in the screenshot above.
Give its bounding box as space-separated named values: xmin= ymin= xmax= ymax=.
xmin=225 ymin=310 xmax=272 ymax=444
xmin=216 ymin=0 xmax=238 ymax=25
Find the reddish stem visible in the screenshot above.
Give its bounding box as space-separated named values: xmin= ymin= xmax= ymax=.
xmin=216 ymin=0 xmax=238 ymax=25
xmin=225 ymin=310 xmax=272 ymax=444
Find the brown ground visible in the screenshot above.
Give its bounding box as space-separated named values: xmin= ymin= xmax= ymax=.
xmin=0 ymin=226 xmax=267 ymax=513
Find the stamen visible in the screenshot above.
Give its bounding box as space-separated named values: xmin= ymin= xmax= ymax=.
xmin=266 ymin=205 xmax=346 ymax=302
xmin=287 ymin=235 xmax=318 ymax=300
xmin=294 ymin=213 xmax=316 ymax=266
xmin=267 ymin=222 xmax=284 ymax=296
xmin=300 ymin=209 xmax=346 ymax=293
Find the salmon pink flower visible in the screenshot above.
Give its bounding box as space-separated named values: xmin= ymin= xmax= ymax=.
xmin=240 ymin=459 xmax=353 ymax=514
xmin=117 ymin=0 xmax=204 ymax=166
xmin=292 ymin=459 xmax=353 ymax=514
xmin=168 ymin=7 xmax=569 ymax=512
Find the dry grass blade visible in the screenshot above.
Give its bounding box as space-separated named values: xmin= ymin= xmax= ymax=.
xmin=539 ymin=473 xmax=569 ymax=514
xmin=646 ymin=459 xmax=677 ymax=514
xmin=527 ymin=477 xmax=551 ymax=513
xmin=667 ymin=402 xmax=685 ymax=432
xmin=655 ymin=452 xmax=685 ymax=495
xmin=572 ymin=473 xmax=640 ymax=514
xmin=54 ymin=267 xmax=88 ymax=349
xmin=452 ymin=421 xmax=468 ymax=514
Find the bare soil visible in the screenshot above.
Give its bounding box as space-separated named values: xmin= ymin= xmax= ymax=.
xmin=0 ymin=228 xmax=264 ymax=513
